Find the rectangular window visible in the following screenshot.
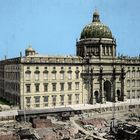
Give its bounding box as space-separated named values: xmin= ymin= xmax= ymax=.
xmin=60 ymin=95 xmax=64 ymax=105
xmin=35 ymin=73 xmax=39 ymax=81
xmin=138 ymin=71 xmax=140 ymax=77
xmin=34 ymin=96 xmax=40 ymax=103
xmin=43 ymin=96 xmax=49 ymax=106
xmin=75 ymin=94 xmax=79 ymax=104
xmin=52 ymin=73 xmax=56 ymax=80
xmin=68 ymin=82 xmax=72 ymax=90
xmin=43 ymin=73 xmax=48 ymax=80
xmin=60 ymin=83 xmax=64 ymax=91
xmin=35 ymin=104 xmax=40 ymax=107
xmin=132 ymin=80 xmax=135 ymax=87
xmin=26 ymin=84 xmax=31 ymax=93
xmin=75 ymin=82 xmax=79 ymax=90
xmin=44 ymin=83 xmax=48 ymax=92
xmin=132 ymin=90 xmax=135 ymax=98
xmin=35 ymin=84 xmax=40 ymax=92
xmin=26 ymin=97 xmax=31 ymax=104
xmin=68 ymin=94 xmax=72 ymax=105
xmin=44 ymin=96 xmax=49 ymax=102
xmin=137 ymin=80 xmax=140 ymax=87
xmin=137 ymin=90 xmax=140 ymax=98
xmin=76 ymin=72 xmax=79 ymax=79
xmin=52 ymin=83 xmax=56 ymax=91
xmin=127 ymin=91 xmax=130 ymax=99
xmin=43 ymin=96 xmax=49 ymax=107
xmin=60 ymin=73 xmax=64 ymax=80
xmin=52 ymin=95 xmax=57 ymax=106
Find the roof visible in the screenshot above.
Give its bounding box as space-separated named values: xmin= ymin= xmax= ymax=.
xmin=80 ymin=10 xmax=112 ymax=39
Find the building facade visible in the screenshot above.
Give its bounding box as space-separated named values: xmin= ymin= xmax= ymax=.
xmin=0 ymin=10 xmax=140 ymax=109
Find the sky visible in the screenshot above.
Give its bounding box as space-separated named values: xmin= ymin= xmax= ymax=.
xmin=0 ymin=0 xmax=140 ymax=59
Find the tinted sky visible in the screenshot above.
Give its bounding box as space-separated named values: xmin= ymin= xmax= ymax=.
xmin=0 ymin=0 xmax=140 ymax=59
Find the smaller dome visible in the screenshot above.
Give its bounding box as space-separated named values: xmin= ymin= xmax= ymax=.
xmin=25 ymin=45 xmax=35 ymax=52
xmin=25 ymin=45 xmax=36 ymax=56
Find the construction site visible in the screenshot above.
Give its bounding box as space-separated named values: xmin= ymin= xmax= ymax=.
xmin=0 ymin=99 xmax=139 ymax=140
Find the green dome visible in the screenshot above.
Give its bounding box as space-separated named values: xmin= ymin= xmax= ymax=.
xmin=80 ymin=11 xmax=112 ymax=39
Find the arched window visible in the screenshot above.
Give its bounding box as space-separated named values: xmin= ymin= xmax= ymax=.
xmin=60 ymin=70 xmax=64 ymax=80
xmin=43 ymin=70 xmax=48 ymax=80
xmin=127 ymin=80 xmax=130 ymax=87
xmin=75 ymin=70 xmax=80 ymax=79
xmin=68 ymin=70 xmax=72 ymax=80
xmin=25 ymin=70 xmax=31 ymax=81
xmin=52 ymin=70 xmax=56 ymax=80
xmin=132 ymin=70 xmax=135 ymax=78
xmin=127 ymin=70 xmax=130 ymax=78
xmin=34 ymin=71 xmax=40 ymax=81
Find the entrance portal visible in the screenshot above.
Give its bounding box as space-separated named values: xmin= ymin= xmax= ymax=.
xmin=104 ymin=81 xmax=112 ymax=101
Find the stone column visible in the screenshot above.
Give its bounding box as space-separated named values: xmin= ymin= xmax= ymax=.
xmin=90 ymin=68 xmax=94 ymax=104
xmin=92 ymin=79 xmax=96 ymax=104
xmin=112 ymin=45 xmax=116 ymax=58
xmin=100 ymin=66 xmax=105 ymax=103
xmin=99 ymin=44 xmax=102 ymax=59
xmin=113 ymin=67 xmax=117 ymax=102
xmin=84 ymin=45 xmax=87 ymax=57
xmin=102 ymin=80 xmax=105 ymax=103
xmin=112 ymin=45 xmax=115 ymax=57
xmin=121 ymin=67 xmax=126 ymax=101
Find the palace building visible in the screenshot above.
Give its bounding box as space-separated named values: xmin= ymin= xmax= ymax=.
xmin=0 ymin=10 xmax=140 ymax=109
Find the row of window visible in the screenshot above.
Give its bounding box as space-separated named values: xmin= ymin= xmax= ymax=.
xmin=26 ymin=66 xmax=79 ymax=70
xmin=26 ymin=94 xmax=80 ymax=107
xmin=127 ymin=80 xmax=140 ymax=87
xmin=25 ymin=71 xmax=80 ymax=81
xmin=5 ymin=65 xmax=20 ymax=70
xmin=5 ymin=72 xmax=20 ymax=80
xmin=127 ymin=90 xmax=140 ymax=99
xmin=102 ymin=46 xmax=113 ymax=56
xmin=5 ymin=82 xmax=20 ymax=92
xmin=127 ymin=70 xmax=140 ymax=78
xmin=26 ymin=82 xmax=80 ymax=93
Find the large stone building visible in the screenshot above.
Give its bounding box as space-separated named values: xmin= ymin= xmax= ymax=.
xmin=0 ymin=10 xmax=140 ymax=109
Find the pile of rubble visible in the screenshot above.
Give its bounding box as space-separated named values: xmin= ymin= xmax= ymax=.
xmin=81 ymin=118 xmax=107 ymax=130
xmin=17 ymin=117 xmax=86 ymax=140
xmin=0 ymin=131 xmax=19 ymax=140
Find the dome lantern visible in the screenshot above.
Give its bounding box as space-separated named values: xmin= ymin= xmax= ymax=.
xmin=92 ymin=10 xmax=100 ymax=22
xmin=25 ymin=45 xmax=36 ymax=56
